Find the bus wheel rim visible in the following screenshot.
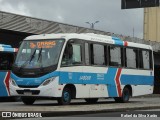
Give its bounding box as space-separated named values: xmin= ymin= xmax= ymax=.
xmin=63 ymin=91 xmax=69 ymax=102
xmin=124 ymin=91 xmax=129 ymax=101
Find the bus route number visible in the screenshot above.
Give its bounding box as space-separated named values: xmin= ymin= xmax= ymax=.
xmin=80 ymin=76 xmax=91 ymax=81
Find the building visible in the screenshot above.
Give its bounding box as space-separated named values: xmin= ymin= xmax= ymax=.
xmin=144 ymin=7 xmax=160 ymax=42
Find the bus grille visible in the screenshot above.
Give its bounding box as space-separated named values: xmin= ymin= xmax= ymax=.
xmin=18 ymin=85 xmax=39 ymax=88
xmin=16 ymin=90 xmax=40 ymax=95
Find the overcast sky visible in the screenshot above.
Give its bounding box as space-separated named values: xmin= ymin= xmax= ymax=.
xmin=0 ymin=0 xmax=144 ymax=38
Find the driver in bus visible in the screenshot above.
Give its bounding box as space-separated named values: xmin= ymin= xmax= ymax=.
xmin=62 ymin=43 xmax=74 ymax=65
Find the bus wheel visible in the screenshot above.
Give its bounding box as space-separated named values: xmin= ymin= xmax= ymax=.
xmin=85 ymin=98 xmax=98 ymax=104
xmin=114 ymin=87 xmax=130 ymax=103
xmin=57 ymin=88 xmax=71 ymax=105
xmin=21 ymin=97 xmax=35 ymax=105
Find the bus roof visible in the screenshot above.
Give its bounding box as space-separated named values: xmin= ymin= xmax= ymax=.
xmin=0 ymin=44 xmax=18 ymax=52
xmin=25 ymin=33 xmax=152 ymax=50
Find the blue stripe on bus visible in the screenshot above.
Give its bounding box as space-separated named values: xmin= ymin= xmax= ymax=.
xmin=3 ymin=48 xmax=15 ymax=52
xmin=112 ymin=37 xmax=123 ymax=46
xmin=59 ymin=72 xmax=153 ymax=85
xmin=114 ymin=40 xmax=123 ymax=46
xmin=12 ymin=71 xmax=154 ymax=86
xmin=121 ymin=75 xmax=154 ymax=85
xmin=106 ymin=68 xmax=118 ymax=97
xmin=0 ymin=72 xmax=8 ymax=96
xmin=11 ymin=72 xmax=59 ymax=86
xmin=0 ymin=44 xmax=11 ymax=48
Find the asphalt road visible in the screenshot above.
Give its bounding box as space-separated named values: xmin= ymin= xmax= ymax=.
xmin=13 ymin=109 xmax=160 ymax=120
xmin=0 ymin=95 xmax=160 ymax=119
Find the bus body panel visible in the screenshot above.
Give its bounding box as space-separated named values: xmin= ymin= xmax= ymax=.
xmin=0 ymin=71 xmax=10 ymax=96
xmin=59 ymin=66 xmax=153 ymax=98
xmin=10 ymin=72 xmax=63 ymax=98
xmin=132 ymin=85 xmax=153 ymax=96
xmin=0 ymin=45 xmax=17 ymax=97
xmin=10 ymin=66 xmax=154 ymax=98
xmin=10 ymin=33 xmax=154 ymax=101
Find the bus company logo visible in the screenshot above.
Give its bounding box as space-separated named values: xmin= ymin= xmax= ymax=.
xmin=97 ymin=73 xmax=104 ymax=80
xmin=2 ymin=112 xmax=11 ymax=117
xmin=68 ymin=73 xmax=72 ymax=80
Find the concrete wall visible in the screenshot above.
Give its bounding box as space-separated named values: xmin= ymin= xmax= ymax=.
xmin=144 ymin=7 xmax=160 ymax=42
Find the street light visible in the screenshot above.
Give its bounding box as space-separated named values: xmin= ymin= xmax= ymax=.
xmin=85 ymin=21 xmax=99 ymax=29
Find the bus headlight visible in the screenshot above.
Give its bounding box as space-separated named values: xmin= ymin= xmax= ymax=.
xmin=10 ymin=78 xmax=18 ymax=86
xmin=41 ymin=77 xmax=56 ymax=86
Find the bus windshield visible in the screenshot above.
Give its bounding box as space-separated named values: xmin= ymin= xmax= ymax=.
xmin=14 ymin=39 xmax=64 ymax=69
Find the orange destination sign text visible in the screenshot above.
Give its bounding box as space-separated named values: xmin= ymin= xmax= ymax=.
xmin=30 ymin=41 xmax=56 ymax=48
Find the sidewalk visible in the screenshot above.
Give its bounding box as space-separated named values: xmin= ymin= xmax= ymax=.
xmin=0 ymin=95 xmax=160 ymax=117
xmin=133 ymin=94 xmax=160 ymax=98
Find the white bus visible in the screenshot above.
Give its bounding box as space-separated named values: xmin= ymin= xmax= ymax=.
xmin=10 ymin=33 xmax=154 ymax=105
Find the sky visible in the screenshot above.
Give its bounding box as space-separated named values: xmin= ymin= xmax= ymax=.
xmin=0 ymin=0 xmax=144 ymax=38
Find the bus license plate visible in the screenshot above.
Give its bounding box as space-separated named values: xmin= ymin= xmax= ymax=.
xmin=24 ymin=92 xmax=32 ymax=95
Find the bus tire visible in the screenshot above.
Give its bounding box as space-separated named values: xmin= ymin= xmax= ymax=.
xmin=21 ymin=97 xmax=35 ymax=105
xmin=57 ymin=88 xmax=71 ymax=105
xmin=85 ymin=98 xmax=98 ymax=104
xmin=114 ymin=87 xmax=130 ymax=103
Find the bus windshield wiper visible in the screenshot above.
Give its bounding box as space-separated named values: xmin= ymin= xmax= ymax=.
xmin=37 ymin=47 xmax=44 ymax=73
xmin=29 ymin=48 xmax=37 ymax=64
xmin=19 ymin=48 xmax=37 ymax=71
xmin=37 ymin=47 xmax=42 ymax=62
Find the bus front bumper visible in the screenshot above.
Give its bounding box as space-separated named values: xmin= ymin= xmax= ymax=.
xmin=9 ymin=79 xmax=63 ymax=98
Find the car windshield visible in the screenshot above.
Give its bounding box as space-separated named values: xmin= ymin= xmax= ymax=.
xmin=14 ymin=39 xmax=64 ymax=69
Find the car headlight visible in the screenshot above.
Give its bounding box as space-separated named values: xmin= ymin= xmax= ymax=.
xmin=41 ymin=77 xmax=56 ymax=86
xmin=10 ymin=78 xmax=18 ymax=86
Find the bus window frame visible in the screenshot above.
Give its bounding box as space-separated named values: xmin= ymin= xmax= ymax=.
xmin=138 ymin=48 xmax=153 ymax=70
xmin=108 ymin=45 xmax=123 ymax=68
xmin=60 ymin=39 xmax=84 ymax=67
xmin=123 ymin=45 xmax=153 ymax=70
xmin=60 ymin=38 xmax=153 ymax=70
xmin=90 ymin=43 xmax=106 ymax=66
xmin=85 ymin=41 xmax=108 ymax=67
xmin=124 ymin=47 xmax=138 ymax=69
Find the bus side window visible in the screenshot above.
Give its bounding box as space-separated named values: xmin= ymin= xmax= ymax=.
xmin=0 ymin=52 xmax=14 ymax=70
xmin=125 ymin=48 xmax=138 ymax=69
xmin=109 ymin=46 xmax=122 ymax=67
xmin=139 ymin=50 xmax=151 ymax=70
xmin=61 ymin=44 xmax=72 ymax=66
xmin=72 ymin=44 xmax=82 ymax=64
xmin=90 ymin=44 xmax=105 ymax=66
xmin=61 ymin=42 xmax=82 ymax=66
